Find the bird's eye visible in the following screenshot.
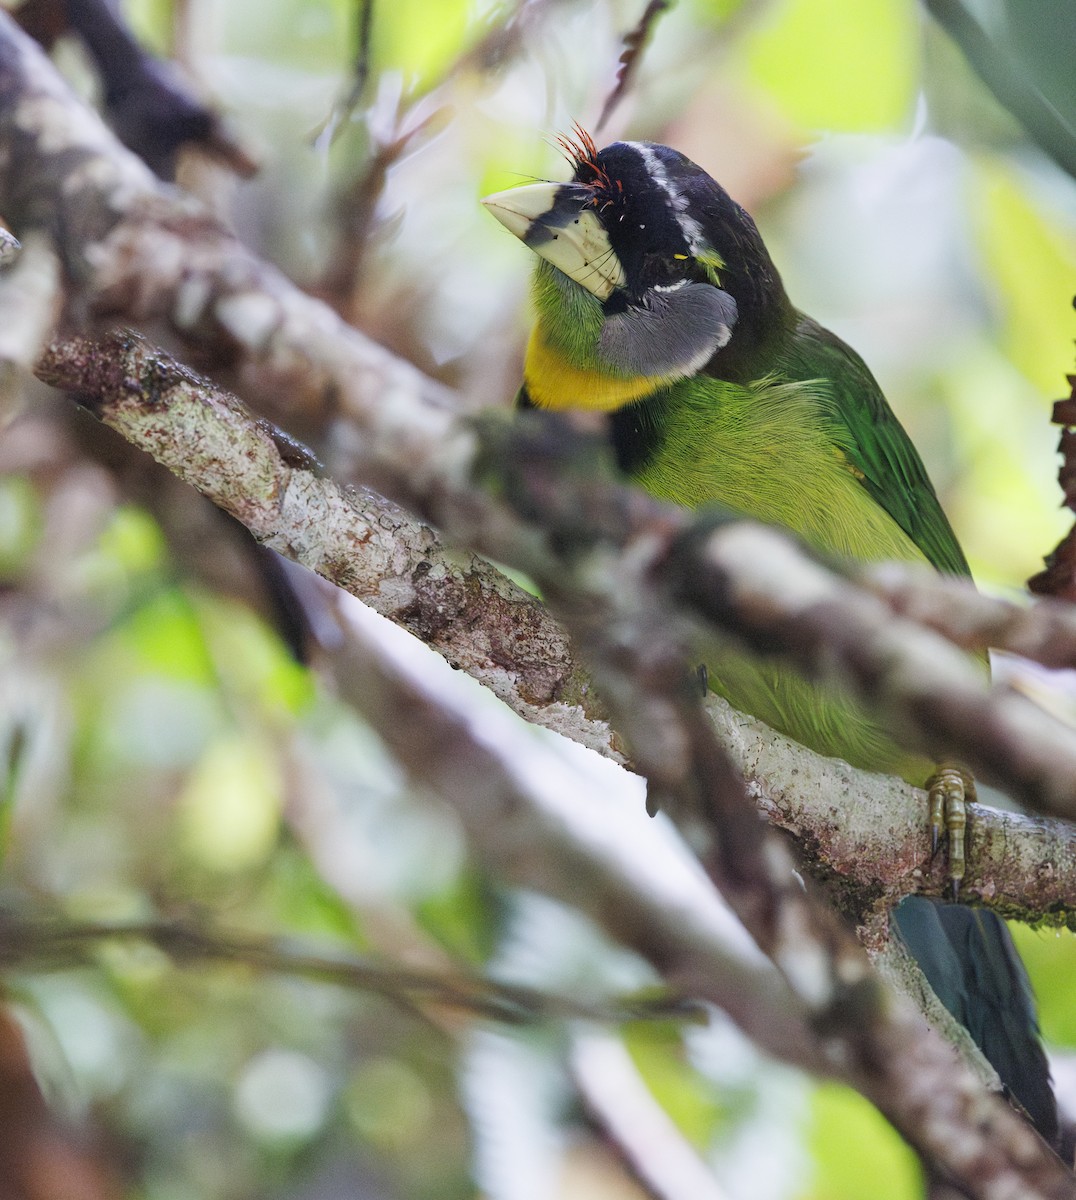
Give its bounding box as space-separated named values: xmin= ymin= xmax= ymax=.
xmin=641 ymin=251 xmax=692 ymax=289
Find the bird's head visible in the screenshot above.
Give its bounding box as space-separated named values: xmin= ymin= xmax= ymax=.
xmin=482 ymin=130 xmax=791 ymax=399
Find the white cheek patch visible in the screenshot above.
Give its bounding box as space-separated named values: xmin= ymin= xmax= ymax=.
xmin=528 ymin=207 xmax=627 ymax=301
xmin=482 ymin=182 xmax=627 ymax=301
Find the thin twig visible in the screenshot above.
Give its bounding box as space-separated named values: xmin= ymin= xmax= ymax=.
xmin=0 ymin=909 xmax=704 ymax=1026
xmin=313 ymin=0 xmax=376 ymax=150
xmin=596 ymin=0 xmax=673 ymax=133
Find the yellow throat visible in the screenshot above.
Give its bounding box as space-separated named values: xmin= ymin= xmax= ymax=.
xmin=524 ymin=326 xmax=670 ymax=412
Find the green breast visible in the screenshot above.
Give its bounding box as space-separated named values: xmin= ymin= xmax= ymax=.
xmin=628 ymin=374 xmax=929 ymax=566
xmin=614 ymin=373 xmax=938 ymax=781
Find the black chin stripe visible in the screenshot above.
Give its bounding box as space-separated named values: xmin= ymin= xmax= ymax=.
xmin=518 ymin=379 xmax=661 ymax=478
xmin=609 ymin=392 xmax=666 ymax=477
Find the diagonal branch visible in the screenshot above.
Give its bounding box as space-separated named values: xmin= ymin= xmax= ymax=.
xmin=33 ymin=329 xmax=1076 ymax=924
xmin=32 ymin=325 xmax=1076 ymax=1195
xmin=322 ymin=575 xmax=1069 ymax=1200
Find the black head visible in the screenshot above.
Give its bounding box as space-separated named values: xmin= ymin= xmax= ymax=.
xmin=483 ymin=132 xmax=792 ymax=381
xmin=563 ymin=134 xmax=791 ymax=337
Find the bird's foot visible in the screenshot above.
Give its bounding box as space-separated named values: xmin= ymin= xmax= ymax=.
xmin=925 ymin=762 xmax=976 ymax=899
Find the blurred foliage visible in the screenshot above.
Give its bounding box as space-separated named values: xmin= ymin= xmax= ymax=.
xmin=1 ymin=0 xmax=1075 ymax=1198
xmin=743 ymin=0 xmax=919 ymax=133
xmin=800 ymin=1084 xmax=922 ymax=1200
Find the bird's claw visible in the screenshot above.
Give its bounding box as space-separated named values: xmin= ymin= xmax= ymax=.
xmin=925 ymin=763 xmax=975 ymax=897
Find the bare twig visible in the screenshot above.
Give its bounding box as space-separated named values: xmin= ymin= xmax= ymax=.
xmin=315 ymin=0 xmax=549 ymax=309
xmin=596 ymin=0 xmax=673 ymax=133
xmin=0 ymin=908 xmax=705 ymax=1027
xmin=314 ymin=0 xmax=376 ymax=149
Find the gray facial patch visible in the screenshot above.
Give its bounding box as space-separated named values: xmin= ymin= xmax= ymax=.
xmin=598 ymin=283 xmax=738 ymax=378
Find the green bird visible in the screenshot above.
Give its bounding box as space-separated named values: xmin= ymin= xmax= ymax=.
xmin=482 ymin=130 xmax=1057 ymax=1143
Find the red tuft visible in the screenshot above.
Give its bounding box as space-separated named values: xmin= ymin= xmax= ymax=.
xmin=555 ymin=123 xmax=611 ymax=196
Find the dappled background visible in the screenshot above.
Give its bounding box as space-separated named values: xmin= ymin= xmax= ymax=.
xmin=1 ymin=0 xmax=1076 ymax=1197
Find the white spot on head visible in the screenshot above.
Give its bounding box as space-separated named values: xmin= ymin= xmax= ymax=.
xmin=629 ymin=142 xmax=707 ymax=255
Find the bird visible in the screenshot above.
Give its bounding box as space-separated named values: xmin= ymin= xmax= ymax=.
xmin=482 ymin=129 xmax=1058 ymax=1144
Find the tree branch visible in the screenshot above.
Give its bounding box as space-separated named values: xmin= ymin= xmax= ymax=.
xmin=322 ymin=535 xmax=1071 ymax=1199
xmin=34 ymin=329 xmax=1076 ymax=924
xmin=319 ymin=591 xmax=822 ymax=1072
xmin=31 ymin=327 xmax=1076 ymax=1194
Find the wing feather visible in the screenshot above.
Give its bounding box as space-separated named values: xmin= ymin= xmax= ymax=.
xmin=779 ymin=316 xmax=970 ymax=579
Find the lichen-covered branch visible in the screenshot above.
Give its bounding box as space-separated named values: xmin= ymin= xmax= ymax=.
xmin=35 ymin=330 xmax=1076 ymax=925
xmin=34 ymin=329 xmax=614 ymax=754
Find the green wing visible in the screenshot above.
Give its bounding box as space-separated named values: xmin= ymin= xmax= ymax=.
xmin=780 ymin=315 xmax=970 ymax=579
